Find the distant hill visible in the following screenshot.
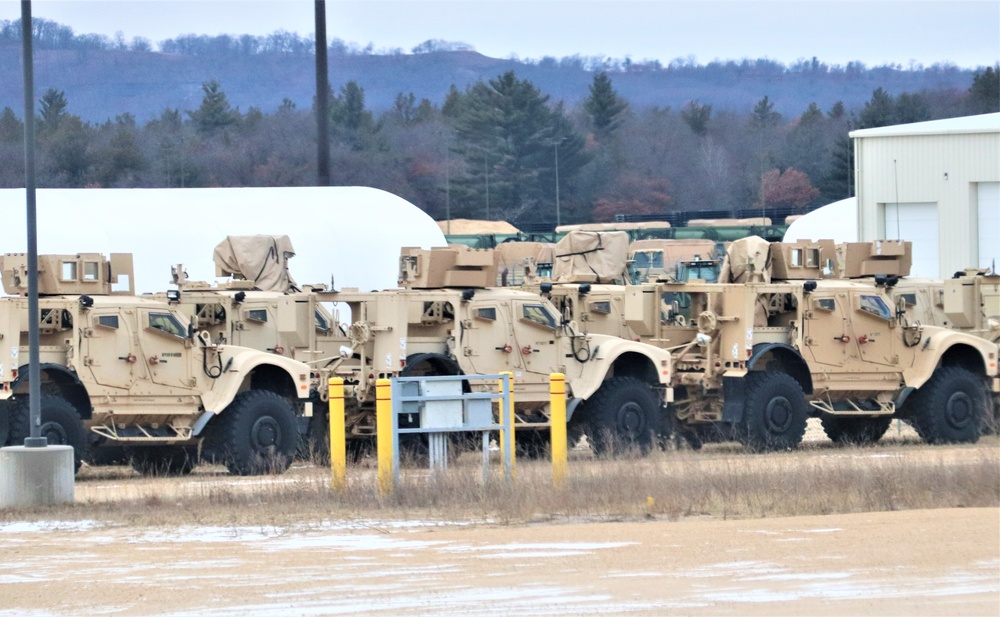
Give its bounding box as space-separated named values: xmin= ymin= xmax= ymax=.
xmin=0 ymin=41 xmax=979 ymax=123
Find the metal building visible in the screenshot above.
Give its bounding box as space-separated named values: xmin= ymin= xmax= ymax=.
xmin=851 ymin=113 xmax=1000 ymax=278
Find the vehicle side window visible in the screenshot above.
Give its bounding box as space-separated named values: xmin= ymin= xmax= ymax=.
xmin=148 ymin=312 xmax=187 ymax=338
xmin=589 ymin=301 xmax=611 ymax=315
xmin=898 ymin=293 xmax=917 ymax=307
xmin=814 ymin=298 xmax=836 ymax=312
xmin=314 ymin=309 xmax=330 ymax=332
xmin=246 ymin=309 xmax=268 ymax=323
xmin=476 ymin=307 xmax=497 ymax=321
xmin=97 ymin=315 xmax=119 ymax=329
xmin=858 ymin=295 xmax=892 ymax=320
xmin=521 ymin=303 xmax=557 ymax=329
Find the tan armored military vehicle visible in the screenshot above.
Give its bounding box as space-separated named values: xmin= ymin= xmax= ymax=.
xmin=0 ymin=252 xmax=313 ymax=476
xmin=166 ymin=237 xmax=675 ymax=457
xmin=625 ymin=238 xmax=998 ymax=449
xmin=892 ymin=269 xmax=1000 ymax=430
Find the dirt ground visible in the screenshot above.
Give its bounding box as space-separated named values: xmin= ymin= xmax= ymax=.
xmin=1 ymin=421 xmax=998 ymax=616
xmin=1 ymin=508 xmax=997 ymax=616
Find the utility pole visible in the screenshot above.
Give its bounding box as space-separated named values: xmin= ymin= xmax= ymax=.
xmin=20 ymin=0 xmax=44 ymax=448
xmin=314 ymin=0 xmax=330 ymax=186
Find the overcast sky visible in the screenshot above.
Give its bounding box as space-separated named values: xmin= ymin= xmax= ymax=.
xmin=1 ymin=0 xmax=997 ymax=68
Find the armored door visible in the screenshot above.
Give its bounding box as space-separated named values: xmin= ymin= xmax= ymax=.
xmin=511 ymin=300 xmax=563 ymax=381
xmin=462 ymin=301 xmax=520 ymax=375
xmin=802 ymin=292 xmax=854 ymax=368
xmin=136 ymin=308 xmax=198 ymax=393
xmin=850 ymin=292 xmax=901 ymax=368
xmin=83 ymin=308 xmax=146 ymax=391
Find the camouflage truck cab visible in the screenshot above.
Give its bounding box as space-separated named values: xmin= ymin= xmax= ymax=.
xmin=0 ymin=252 xmax=313 ymax=476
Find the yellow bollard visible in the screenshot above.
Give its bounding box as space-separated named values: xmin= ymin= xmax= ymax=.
xmin=498 ymin=371 xmax=516 ymax=477
xmin=375 ymin=378 xmax=394 ymax=497
xmin=328 ymin=377 xmax=347 ymax=493
xmin=550 ymin=373 xmax=568 ymax=487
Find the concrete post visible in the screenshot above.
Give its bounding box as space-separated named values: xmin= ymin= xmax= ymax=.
xmin=0 ymin=445 xmax=74 ymax=508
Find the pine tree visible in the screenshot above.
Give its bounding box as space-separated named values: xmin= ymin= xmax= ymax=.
xmin=584 ymin=72 xmax=628 ymax=139
xmin=187 ymin=80 xmax=240 ymax=134
xmin=968 ymin=66 xmax=1000 ymax=114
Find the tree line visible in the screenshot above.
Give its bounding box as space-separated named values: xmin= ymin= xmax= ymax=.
xmin=1 ymin=52 xmax=996 ymax=226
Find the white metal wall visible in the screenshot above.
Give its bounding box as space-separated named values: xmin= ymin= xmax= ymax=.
xmin=978 ymin=182 xmax=1000 ymax=270
xmin=855 ymin=131 xmax=1000 ymax=278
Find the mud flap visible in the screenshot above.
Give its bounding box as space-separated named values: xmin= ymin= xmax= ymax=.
xmin=722 ymin=376 xmax=745 ymax=424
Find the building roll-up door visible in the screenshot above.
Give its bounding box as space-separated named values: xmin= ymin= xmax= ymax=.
xmin=978 ymin=182 xmax=1000 ymax=271
xmin=883 ymin=202 xmax=938 ymax=278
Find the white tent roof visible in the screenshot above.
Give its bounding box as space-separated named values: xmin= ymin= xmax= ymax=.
xmin=0 ymin=187 xmax=447 ymax=293
xmin=783 ymin=198 xmax=859 ymax=244
xmin=849 ymin=112 xmax=1000 ymax=138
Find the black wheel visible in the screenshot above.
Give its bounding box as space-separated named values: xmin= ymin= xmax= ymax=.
xmin=209 ymin=390 xmax=300 ymax=476
xmin=581 ymin=376 xmax=659 ymax=457
xmin=906 ymin=366 xmax=986 ymax=444
xmin=126 ymin=446 xmax=197 ymax=476
xmin=8 ymin=394 xmax=87 ymax=472
xmin=820 ymin=414 xmax=892 ymax=445
xmin=737 ymin=372 xmax=808 ymax=452
xmin=0 ymin=402 xmax=9 ymax=446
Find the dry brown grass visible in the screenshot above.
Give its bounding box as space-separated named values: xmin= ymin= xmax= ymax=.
xmin=3 ymin=436 xmax=998 ymax=528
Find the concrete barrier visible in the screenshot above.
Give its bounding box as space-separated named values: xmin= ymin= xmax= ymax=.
xmin=0 ymin=445 xmax=75 ymax=508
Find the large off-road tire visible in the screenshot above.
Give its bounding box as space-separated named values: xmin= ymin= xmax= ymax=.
xmin=581 ymin=376 xmax=659 ymax=457
xmin=737 ymin=372 xmax=808 ymax=452
xmin=8 ymin=394 xmax=88 ymax=472
xmin=0 ymin=403 xmax=9 ymax=446
xmin=820 ymin=414 xmax=892 ymax=445
xmin=209 ymin=390 xmax=300 ymax=476
xmin=126 ymin=446 xmax=197 ymax=477
xmin=906 ymin=366 xmax=986 ymax=445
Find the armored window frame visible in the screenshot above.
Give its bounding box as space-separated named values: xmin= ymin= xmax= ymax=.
xmin=83 ymin=261 xmax=100 ymax=281
xmin=96 ymin=314 xmax=119 ymax=329
xmin=475 ymin=307 xmax=497 ymax=321
xmin=589 ymin=300 xmax=612 ymax=315
xmin=246 ymin=308 xmax=268 ymax=323
xmin=60 ymin=261 xmax=77 ymax=281
xmin=314 ymin=309 xmax=331 ymax=333
xmin=898 ymin=293 xmax=917 ymax=307
xmin=858 ymin=295 xmax=892 ymax=320
xmin=813 ymin=298 xmax=836 ymax=312
xmin=521 ymin=303 xmax=557 ymax=330
xmin=147 ymin=312 xmax=187 ymax=338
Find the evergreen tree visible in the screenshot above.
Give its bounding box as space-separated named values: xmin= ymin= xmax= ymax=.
xmin=330 ymin=81 xmax=377 ymax=150
xmin=0 ymin=107 xmax=22 ymax=143
xmin=187 ymin=80 xmax=240 ymax=134
xmin=750 ymin=95 xmax=781 ymax=129
xmin=584 ymin=72 xmax=628 ymax=139
xmin=38 ymin=88 xmax=68 ymax=131
xmin=857 ymin=87 xmax=896 ymax=129
xmin=968 ymin=66 xmax=1000 ymax=114
xmin=680 ymin=100 xmax=711 ymax=136
xmin=453 ymin=70 xmax=586 ymax=222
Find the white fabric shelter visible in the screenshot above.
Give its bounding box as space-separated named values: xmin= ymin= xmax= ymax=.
xmin=783 ymin=197 xmax=859 ymax=244
xmin=0 ymin=187 xmax=447 ymax=293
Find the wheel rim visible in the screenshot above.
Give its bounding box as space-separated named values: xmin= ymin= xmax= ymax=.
xmin=250 ymin=416 xmax=281 ymax=451
xmin=617 ymin=401 xmax=645 ymax=438
xmin=764 ymin=397 xmax=793 ymax=434
xmin=944 ymin=391 xmax=973 ymax=429
xmin=39 ymin=421 xmax=69 ymax=445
